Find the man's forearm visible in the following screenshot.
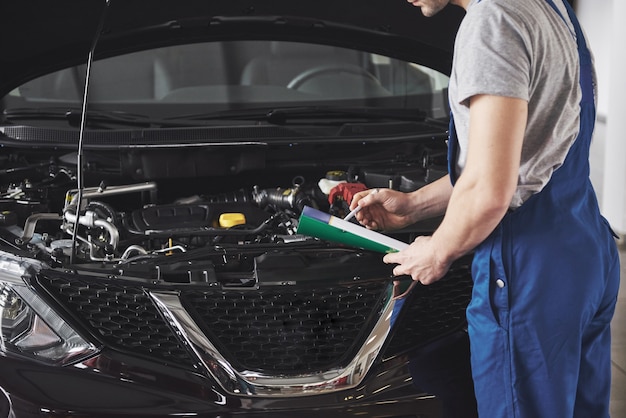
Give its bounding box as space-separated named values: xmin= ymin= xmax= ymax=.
xmin=408 ymin=174 xmax=454 ymax=223
xmin=429 ymin=173 xmax=511 ymax=263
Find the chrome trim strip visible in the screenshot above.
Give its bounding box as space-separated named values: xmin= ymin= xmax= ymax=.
xmin=149 ymin=285 xmax=395 ymax=397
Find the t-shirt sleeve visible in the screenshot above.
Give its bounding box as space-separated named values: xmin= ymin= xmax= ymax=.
xmin=453 ymin=2 xmax=532 ymax=106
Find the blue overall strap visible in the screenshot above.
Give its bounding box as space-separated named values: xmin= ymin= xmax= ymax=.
xmin=543 ymin=0 xmax=595 ymax=109
xmin=445 ymin=0 xmax=484 ymax=186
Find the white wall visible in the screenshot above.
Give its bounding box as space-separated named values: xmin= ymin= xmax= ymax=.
xmin=577 ymin=1 xmax=610 ymax=117
xmin=577 ymin=0 xmax=626 ymax=235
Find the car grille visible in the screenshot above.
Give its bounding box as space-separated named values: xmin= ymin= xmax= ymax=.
xmin=181 ymin=282 xmax=387 ymax=374
xmin=35 ymin=258 xmax=473 ymax=375
xmin=36 ymin=272 xmax=388 ymax=373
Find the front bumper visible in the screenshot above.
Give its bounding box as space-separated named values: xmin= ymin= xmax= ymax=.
xmin=0 ymin=349 xmax=444 ymax=418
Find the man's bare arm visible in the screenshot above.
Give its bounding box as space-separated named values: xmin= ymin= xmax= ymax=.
xmin=431 ymin=94 xmax=527 ymax=261
xmin=383 ymin=94 xmax=527 ymax=283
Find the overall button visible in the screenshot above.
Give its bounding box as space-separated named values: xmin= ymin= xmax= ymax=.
xmin=496 ymin=279 xmax=506 ymax=288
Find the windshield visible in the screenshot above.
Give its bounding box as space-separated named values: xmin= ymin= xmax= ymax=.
xmin=5 ymin=40 xmax=450 ymax=121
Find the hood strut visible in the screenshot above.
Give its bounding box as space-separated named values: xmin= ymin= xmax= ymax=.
xmin=70 ymin=0 xmax=111 ymax=264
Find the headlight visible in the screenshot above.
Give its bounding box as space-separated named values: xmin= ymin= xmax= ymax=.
xmin=1 ymin=282 xmax=99 ymax=366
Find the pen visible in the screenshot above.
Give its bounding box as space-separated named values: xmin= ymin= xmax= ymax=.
xmin=343 ymin=188 xmax=378 ymax=221
xmin=343 ymin=206 xmax=362 ymax=221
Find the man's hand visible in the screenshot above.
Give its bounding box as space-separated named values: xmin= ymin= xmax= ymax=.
xmin=350 ymin=176 xmax=453 ymax=231
xmin=383 ymin=235 xmax=451 ymax=285
xmin=350 ymin=188 xmax=417 ymax=231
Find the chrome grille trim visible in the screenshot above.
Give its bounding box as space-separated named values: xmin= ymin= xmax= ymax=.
xmin=149 ymin=284 xmax=396 ymax=397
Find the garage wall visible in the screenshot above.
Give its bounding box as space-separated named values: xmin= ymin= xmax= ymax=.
xmin=577 ymin=0 xmax=626 ymax=235
xmin=576 ymin=1 xmax=610 ymax=117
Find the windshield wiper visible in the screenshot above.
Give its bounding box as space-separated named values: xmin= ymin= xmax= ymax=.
xmin=2 ymin=108 xmax=177 ymax=128
xmin=168 ymin=106 xmax=431 ymax=125
xmin=266 ymin=106 xmax=430 ymax=124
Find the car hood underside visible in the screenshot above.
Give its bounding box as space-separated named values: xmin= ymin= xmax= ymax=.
xmin=0 ymin=0 xmax=465 ymax=96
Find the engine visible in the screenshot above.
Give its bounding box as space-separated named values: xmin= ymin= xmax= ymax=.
xmin=0 ymin=165 xmax=412 ymax=276
xmin=0 ymin=135 xmax=448 ymax=287
xmin=5 ymin=181 xmax=302 ymax=256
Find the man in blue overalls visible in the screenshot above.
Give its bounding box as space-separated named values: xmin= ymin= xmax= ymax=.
xmin=350 ymin=0 xmax=621 ymax=416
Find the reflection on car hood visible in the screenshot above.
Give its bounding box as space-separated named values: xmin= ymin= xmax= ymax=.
xmin=0 ymin=0 xmax=464 ymax=97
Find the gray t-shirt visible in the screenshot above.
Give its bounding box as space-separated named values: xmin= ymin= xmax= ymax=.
xmin=448 ymin=0 xmax=595 ymax=208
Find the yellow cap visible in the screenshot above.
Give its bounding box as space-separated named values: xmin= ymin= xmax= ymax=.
xmin=219 ymin=213 xmax=246 ymax=228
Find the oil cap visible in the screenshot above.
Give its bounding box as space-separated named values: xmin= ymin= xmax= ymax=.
xmin=219 ymin=213 xmax=246 ymax=228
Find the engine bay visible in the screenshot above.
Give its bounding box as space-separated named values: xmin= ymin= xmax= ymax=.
xmin=0 ymin=134 xmax=448 ymax=287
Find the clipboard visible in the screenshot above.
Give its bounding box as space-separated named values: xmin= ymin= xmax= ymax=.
xmin=297 ymin=206 xmax=408 ymax=253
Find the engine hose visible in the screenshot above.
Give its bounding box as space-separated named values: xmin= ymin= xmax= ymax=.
xmin=252 ymin=187 xmax=313 ymax=212
xmin=63 ymin=209 xmax=120 ymax=250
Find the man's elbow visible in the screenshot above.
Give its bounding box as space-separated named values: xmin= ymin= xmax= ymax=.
xmin=480 ymin=188 xmax=514 ymax=220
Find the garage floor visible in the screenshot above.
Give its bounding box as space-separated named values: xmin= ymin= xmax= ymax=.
xmin=610 ymin=243 xmax=626 ymax=417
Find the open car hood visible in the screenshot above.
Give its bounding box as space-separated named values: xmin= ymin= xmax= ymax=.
xmin=0 ymin=0 xmax=464 ymax=97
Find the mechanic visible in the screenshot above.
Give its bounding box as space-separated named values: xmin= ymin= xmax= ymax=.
xmin=350 ymin=0 xmax=621 ymax=416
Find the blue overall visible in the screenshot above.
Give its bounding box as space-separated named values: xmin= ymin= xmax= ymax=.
xmin=447 ymin=0 xmax=621 ymax=416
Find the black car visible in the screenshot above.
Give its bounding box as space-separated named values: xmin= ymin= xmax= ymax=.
xmin=0 ymin=1 xmax=475 ymax=417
